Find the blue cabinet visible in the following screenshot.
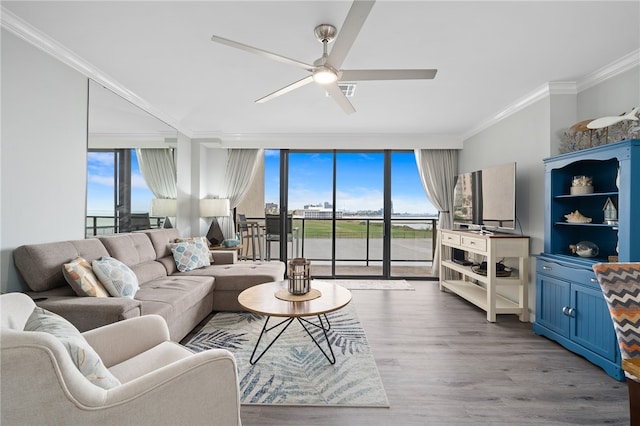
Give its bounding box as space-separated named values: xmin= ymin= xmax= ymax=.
xmin=534 ymin=139 xmax=640 ymax=381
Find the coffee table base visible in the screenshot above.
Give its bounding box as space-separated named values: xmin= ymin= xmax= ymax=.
xmin=249 ymin=314 xmax=335 ymax=365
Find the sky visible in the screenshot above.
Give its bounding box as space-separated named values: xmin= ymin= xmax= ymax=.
xmin=87 ymin=150 xmax=437 ymax=216
xmin=87 ymin=150 xmax=154 ymax=214
xmin=264 ymin=150 xmax=436 ymax=215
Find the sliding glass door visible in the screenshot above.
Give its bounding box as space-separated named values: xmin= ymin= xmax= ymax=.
xmin=265 ymin=149 xmax=436 ymax=279
xmin=334 ymin=152 xmax=385 ymax=276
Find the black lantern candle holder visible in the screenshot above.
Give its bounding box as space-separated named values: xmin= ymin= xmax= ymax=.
xmin=288 ymin=258 xmax=311 ymax=295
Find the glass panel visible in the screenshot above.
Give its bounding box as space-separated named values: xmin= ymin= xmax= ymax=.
xmin=390 ymin=152 xmax=437 ymax=277
xmin=87 ymin=80 xmax=177 ymax=237
xmin=288 ymin=152 xmax=334 ymax=276
xmin=335 ymin=152 xmax=384 ymax=276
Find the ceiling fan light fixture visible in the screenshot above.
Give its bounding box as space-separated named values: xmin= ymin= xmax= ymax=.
xmin=312 ymin=67 xmax=338 ymax=85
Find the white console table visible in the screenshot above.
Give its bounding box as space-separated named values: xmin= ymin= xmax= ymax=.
xmin=439 ymin=230 xmax=529 ymax=322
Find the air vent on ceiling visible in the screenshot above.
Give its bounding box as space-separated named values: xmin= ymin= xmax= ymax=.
xmin=326 ymin=83 xmax=356 ymax=98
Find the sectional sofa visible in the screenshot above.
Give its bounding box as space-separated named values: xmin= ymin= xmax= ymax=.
xmin=13 ymin=228 xmax=285 ymax=341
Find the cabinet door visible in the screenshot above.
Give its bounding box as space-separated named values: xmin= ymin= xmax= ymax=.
xmin=570 ymin=284 xmax=618 ymax=362
xmin=536 ymin=273 xmax=570 ymax=337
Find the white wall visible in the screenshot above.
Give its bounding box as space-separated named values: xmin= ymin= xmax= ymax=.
xmin=578 ymin=66 xmax=640 ymax=121
xmin=1 ymin=30 xmax=88 ymax=293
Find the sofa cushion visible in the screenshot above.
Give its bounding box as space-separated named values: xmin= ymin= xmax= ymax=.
xmin=63 ymin=257 xmax=110 ymax=297
xmin=24 ymin=307 xmax=121 ymax=390
xmin=99 ymin=233 xmax=168 ymax=284
xmin=14 ymin=239 xmax=110 ymax=292
xmin=169 ymin=241 xmax=211 ymax=272
xmin=92 ymin=257 xmax=139 ymax=298
xmin=172 ymin=261 xmax=285 ymax=291
xmin=133 ymin=275 xmax=215 ymax=339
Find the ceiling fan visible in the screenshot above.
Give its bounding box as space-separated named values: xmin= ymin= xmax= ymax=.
xmin=210 ymin=0 xmax=437 ymax=114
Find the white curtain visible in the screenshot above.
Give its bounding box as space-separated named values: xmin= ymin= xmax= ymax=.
xmin=136 ymin=148 xmax=177 ymax=198
xmin=219 ymin=149 xmax=263 ymax=238
xmin=414 ymin=149 xmax=458 ymax=278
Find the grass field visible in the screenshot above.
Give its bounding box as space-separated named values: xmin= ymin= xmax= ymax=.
xmin=294 ymin=219 xmax=434 ymax=239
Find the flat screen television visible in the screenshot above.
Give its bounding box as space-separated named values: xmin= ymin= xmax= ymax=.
xmin=452 ymin=162 xmax=516 ymax=232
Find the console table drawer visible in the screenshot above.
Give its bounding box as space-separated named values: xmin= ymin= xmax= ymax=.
xmin=442 ymin=232 xmax=461 ymax=245
xmin=461 ymin=236 xmax=487 ymax=252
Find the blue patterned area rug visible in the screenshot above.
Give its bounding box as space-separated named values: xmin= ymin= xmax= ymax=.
xmin=186 ymin=304 xmax=390 ymax=407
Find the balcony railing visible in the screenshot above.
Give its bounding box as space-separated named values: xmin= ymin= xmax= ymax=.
xmin=85 ymin=215 xmax=165 ymax=238
xmin=257 ymin=216 xmax=438 ymax=277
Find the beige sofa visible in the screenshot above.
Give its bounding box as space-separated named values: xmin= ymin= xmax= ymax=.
xmin=13 ymin=228 xmax=285 ymax=341
xmin=1 ymin=292 xmax=241 ymax=426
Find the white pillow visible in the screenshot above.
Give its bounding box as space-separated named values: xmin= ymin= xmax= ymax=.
xmin=92 ymin=256 xmax=139 ymax=298
xmin=24 ymin=307 xmax=121 ymax=390
xmin=169 ymin=240 xmax=211 ymax=272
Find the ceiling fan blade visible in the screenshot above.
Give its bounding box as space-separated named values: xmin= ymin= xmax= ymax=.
xmin=340 ymin=69 xmax=438 ymax=81
xmin=255 ymin=76 xmax=314 ymax=104
xmin=325 ymin=82 xmax=356 ymax=114
xmin=327 ymin=0 xmax=375 ymax=70
xmin=211 ymin=35 xmax=314 ymax=70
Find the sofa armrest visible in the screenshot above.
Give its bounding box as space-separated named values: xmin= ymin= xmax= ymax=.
xmin=82 ymin=315 xmax=170 ymax=368
xmin=211 ymin=250 xmax=237 ymax=264
xmin=35 ymin=296 xmax=141 ymax=333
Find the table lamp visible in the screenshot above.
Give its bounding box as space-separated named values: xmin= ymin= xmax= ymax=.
xmin=150 ymin=198 xmax=177 ymax=228
xmin=200 ymin=198 xmax=230 ymax=246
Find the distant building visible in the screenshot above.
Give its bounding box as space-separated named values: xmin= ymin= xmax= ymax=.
xmin=302 ymin=205 xmax=343 ymax=219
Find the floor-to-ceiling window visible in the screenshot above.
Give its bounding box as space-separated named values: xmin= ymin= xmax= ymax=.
xmin=265 ymin=149 xmax=437 ymax=279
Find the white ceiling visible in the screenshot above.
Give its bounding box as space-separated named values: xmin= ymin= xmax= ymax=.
xmin=3 ymin=1 xmax=640 ymax=148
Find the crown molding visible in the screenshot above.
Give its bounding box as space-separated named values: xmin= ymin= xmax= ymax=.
xmin=462 ymin=82 xmax=576 ymax=140
xmin=463 ymin=49 xmax=639 ymax=141
xmin=190 ymin=132 xmax=463 ymax=149
xmin=1 ymin=7 xmax=191 ymax=137
xmin=577 ymin=49 xmax=640 ymax=92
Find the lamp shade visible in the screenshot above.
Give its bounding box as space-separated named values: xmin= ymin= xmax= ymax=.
xmin=150 ymin=198 xmax=177 ymax=217
xmin=200 ymin=198 xmax=230 ymax=217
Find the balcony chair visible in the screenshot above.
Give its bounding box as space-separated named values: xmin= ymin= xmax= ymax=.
xmin=265 ymin=214 xmax=295 ymax=261
xmin=237 ymin=213 xmax=263 ymax=260
xmin=1 ymin=292 xmax=241 ymax=426
xmin=592 ymin=262 xmax=640 ymax=425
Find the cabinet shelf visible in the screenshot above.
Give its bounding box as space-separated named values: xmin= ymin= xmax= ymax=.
xmin=554 ymin=222 xmax=618 ymax=228
xmin=555 ymin=191 xmax=618 ymax=199
xmin=440 ymin=280 xmax=521 ymax=314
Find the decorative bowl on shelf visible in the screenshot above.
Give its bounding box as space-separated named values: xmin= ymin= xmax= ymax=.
xmin=569 ymin=241 xmax=599 ymax=258
xmin=223 ymin=239 xmax=240 ymax=248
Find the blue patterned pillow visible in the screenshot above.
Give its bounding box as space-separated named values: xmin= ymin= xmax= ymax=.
xmin=92 ymin=256 xmax=139 ymax=298
xmin=24 ymin=307 xmax=121 ymax=389
xmin=169 ymin=240 xmax=211 ymax=272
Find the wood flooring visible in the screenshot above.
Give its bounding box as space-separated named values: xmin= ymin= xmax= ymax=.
xmin=208 ymin=282 xmax=630 ymax=425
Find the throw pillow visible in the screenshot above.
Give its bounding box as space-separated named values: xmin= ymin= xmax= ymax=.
xmin=169 ymin=240 xmax=211 ymax=272
xmin=62 ymin=257 xmax=110 ymax=297
xmin=175 ymin=236 xmax=214 ymax=263
xmin=24 ymin=307 xmax=121 ymax=390
xmin=92 ymin=257 xmax=139 ymax=298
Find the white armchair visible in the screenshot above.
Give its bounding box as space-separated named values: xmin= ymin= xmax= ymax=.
xmin=1 ymin=292 xmax=241 ymax=425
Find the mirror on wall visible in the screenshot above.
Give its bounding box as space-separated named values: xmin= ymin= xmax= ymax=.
xmin=87 ymin=80 xmax=177 ymax=237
